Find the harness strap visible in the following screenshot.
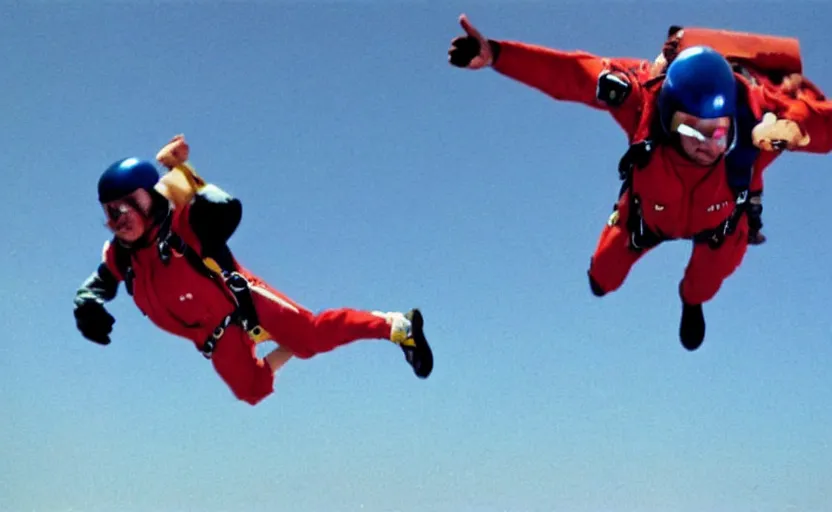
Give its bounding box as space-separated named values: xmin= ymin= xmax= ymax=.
xmin=115 ymin=207 xmax=176 ymax=296
xmin=199 ymin=272 xmax=270 ymax=359
xmin=617 ymin=140 xmax=665 ymax=252
xmin=201 ymin=313 xmax=234 ymax=359
xmin=158 ymin=221 xmax=271 ymax=354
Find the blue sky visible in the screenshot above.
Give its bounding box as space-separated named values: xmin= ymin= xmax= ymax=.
xmin=2 ymin=2 xmax=831 ymax=511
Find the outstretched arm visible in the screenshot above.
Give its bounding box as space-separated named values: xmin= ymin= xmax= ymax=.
xmin=73 ymin=244 xmax=121 ymax=345
xmin=154 ymin=134 xmax=244 ymax=250
xmin=448 ymin=14 xmax=649 ymax=138
xmin=491 ymin=42 xmax=645 ymax=109
xmin=155 ymin=134 xmax=208 ymax=208
xmin=784 ymin=97 xmax=832 ymax=154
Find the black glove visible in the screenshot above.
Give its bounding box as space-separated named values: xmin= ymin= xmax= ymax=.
xmin=74 ymin=300 xmax=115 ymax=345
xmin=448 ymin=37 xmax=501 ymax=68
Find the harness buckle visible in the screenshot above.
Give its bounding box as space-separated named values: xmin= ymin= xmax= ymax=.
xmin=200 ymin=316 xmax=232 ymax=359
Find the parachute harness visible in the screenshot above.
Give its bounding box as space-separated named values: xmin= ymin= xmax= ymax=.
xmin=117 ymin=207 xmax=271 ymax=360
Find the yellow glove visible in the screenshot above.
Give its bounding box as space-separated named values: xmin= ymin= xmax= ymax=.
xmin=752 ymin=112 xmax=811 ymax=151
xmin=154 ymin=134 xmax=207 ymax=208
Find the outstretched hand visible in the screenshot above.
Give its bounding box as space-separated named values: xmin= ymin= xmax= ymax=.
xmin=448 ymin=14 xmax=494 ymax=69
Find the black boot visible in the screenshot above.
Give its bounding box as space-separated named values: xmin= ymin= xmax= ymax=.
xmin=679 ymin=302 xmax=706 ymax=351
xmin=398 ymin=309 xmax=433 ymax=379
xmin=588 ymin=273 xmax=607 ymax=297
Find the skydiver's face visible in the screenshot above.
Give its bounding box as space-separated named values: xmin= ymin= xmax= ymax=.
xmin=672 ymin=112 xmax=731 ymax=166
xmin=102 ymin=189 xmax=153 ymax=243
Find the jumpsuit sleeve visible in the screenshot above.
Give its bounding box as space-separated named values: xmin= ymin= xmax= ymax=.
xmin=489 ymin=40 xmax=648 ymax=138
xmin=74 ymin=261 xmax=120 ymax=307
xmin=73 ymin=241 xmax=124 ymax=345
xmin=787 ymin=99 xmax=832 ymax=154
xmin=186 ymin=183 xmax=243 ymax=252
xmin=749 ymin=156 xmax=771 ymax=192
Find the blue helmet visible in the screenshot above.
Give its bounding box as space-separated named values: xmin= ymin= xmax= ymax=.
xmin=658 ymin=45 xmax=737 ymax=133
xmin=98 ymin=157 xmax=159 ymax=203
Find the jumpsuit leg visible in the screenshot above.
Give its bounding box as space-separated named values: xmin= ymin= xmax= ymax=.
xmin=210 ymin=326 xmax=275 ymax=406
xmin=247 ymin=280 xmax=393 ymax=359
xmin=679 ymin=217 xmax=749 ymax=305
xmin=588 ymin=201 xmax=653 ymax=296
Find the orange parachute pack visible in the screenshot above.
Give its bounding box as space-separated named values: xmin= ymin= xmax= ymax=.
xmin=656 ymin=25 xmax=826 ymax=103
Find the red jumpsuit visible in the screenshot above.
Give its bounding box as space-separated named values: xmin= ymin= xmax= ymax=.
xmin=489 ymin=40 xmax=785 ymax=304
xmin=659 ymin=26 xmax=832 ymax=253
xmin=101 ymin=199 xmax=393 ymax=406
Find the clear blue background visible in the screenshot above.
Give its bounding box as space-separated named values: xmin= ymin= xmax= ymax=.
xmin=2 ymin=2 xmax=831 ymax=511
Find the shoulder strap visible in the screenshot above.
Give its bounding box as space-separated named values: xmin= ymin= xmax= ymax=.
xmin=724 ymin=81 xmax=762 ymax=194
